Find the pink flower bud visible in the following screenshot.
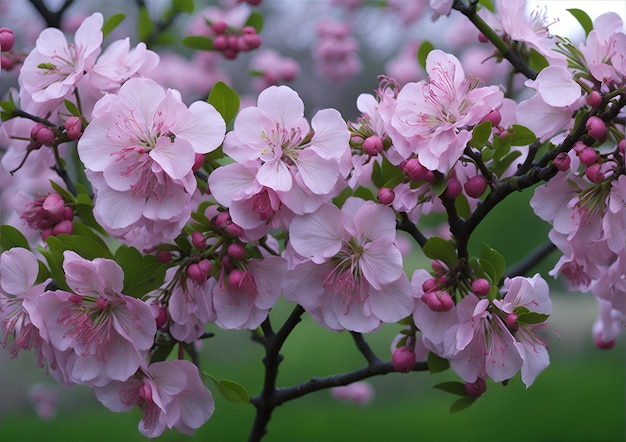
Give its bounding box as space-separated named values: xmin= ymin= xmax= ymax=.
xmin=619 ymin=139 xmax=626 ymax=155
xmin=464 ymin=378 xmax=487 ymax=397
xmin=42 ymin=193 xmax=65 ymax=218
xmin=227 ymin=243 xmax=246 ymax=259
xmin=212 ymin=21 xmax=228 ymax=34
xmin=214 ymin=211 xmax=231 ymax=228
xmin=228 ymin=268 xmax=245 ymax=288
xmin=585 ymin=162 xmax=604 ymax=183
xmin=403 ymin=158 xmax=428 ymax=182
xmin=191 ymin=231 xmax=207 ymax=250
xmin=139 ymin=382 xmax=153 ymax=402
xmin=422 ymin=278 xmax=438 ymax=293
xmin=471 ymin=278 xmax=490 ymax=297
xmin=31 ymin=123 xmax=56 ymax=146
xmin=242 ymin=26 xmax=257 ymax=35
xmin=573 ymin=141 xmax=587 ymax=153
xmin=505 ymin=313 xmax=519 ymax=330
xmin=155 ymin=306 xmax=168 ymax=329
xmin=392 ymin=346 xmax=416 ymax=373
xmin=213 ymin=35 xmax=228 ymax=51
xmin=362 ymin=135 xmax=384 ymax=156
xmin=431 ymin=260 xmax=446 ymax=272
xmin=424 ymin=170 xmax=436 ymax=183
xmin=198 ymin=259 xmax=212 ymax=278
xmin=464 ymin=175 xmax=488 ymax=199
xmin=480 ymin=109 xmax=501 ymax=127
xmin=64 ymin=116 xmax=83 ymax=141
xmin=226 ymin=222 xmax=245 ymax=237
xmin=156 ymin=251 xmax=172 ymax=263
xmin=377 ymin=187 xmax=395 ymax=205
xmin=594 ymin=334 xmax=615 ymax=349
xmin=63 ymin=207 xmax=74 ymax=220
xmin=187 ymin=263 xmax=206 ymax=284
xmin=0 ymin=27 xmax=15 ymax=52
xmin=444 ymin=177 xmax=462 ymax=199
xmin=223 ymin=48 xmax=238 ymax=59
xmin=41 ymin=228 xmax=53 ymax=241
xmin=423 ymin=290 xmax=454 ymax=312
xmin=585 ymin=91 xmax=602 ymax=108
xmin=586 ymin=116 xmax=606 ymax=140
xmin=192 ymin=153 xmax=205 ymax=172
xmin=96 ymin=297 xmax=109 ymax=310
xmin=227 ymin=35 xmax=240 ymax=51
xmin=241 ymin=33 xmax=261 ymax=50
xmin=553 ymin=152 xmax=571 ymax=172
xmin=52 ymin=220 xmax=73 ymax=236
xmin=578 ymin=147 xmax=597 ymax=166
xmin=1 ymin=54 xmax=14 ymax=70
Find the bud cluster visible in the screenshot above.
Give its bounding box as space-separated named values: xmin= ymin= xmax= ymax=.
xmin=20 ymin=193 xmax=74 ymax=240
xmin=210 ymin=22 xmax=261 ymax=59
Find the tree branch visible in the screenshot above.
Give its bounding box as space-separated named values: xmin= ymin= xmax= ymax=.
xmin=502 ymin=241 xmax=556 ymax=282
xmin=29 ymin=0 xmax=74 ymax=28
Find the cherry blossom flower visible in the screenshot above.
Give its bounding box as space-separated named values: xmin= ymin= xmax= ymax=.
xmin=283 ymin=198 xmax=414 ymax=332
xmin=78 ymin=77 xmax=226 ymax=250
xmin=19 ymin=12 xmax=103 ymax=104
xmin=93 ymin=360 xmax=214 ymax=438
xmin=391 ymin=50 xmax=503 ymax=173
xmin=37 ymin=251 xmax=156 ymax=386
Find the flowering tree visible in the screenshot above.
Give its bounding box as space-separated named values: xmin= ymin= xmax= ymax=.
xmin=0 ymin=0 xmax=624 ymax=440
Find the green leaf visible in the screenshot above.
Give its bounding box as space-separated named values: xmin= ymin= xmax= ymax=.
xmin=244 ymin=11 xmax=264 ymax=33
xmin=138 ymin=6 xmax=156 ymax=42
xmin=434 ymin=381 xmax=468 ymax=397
xmin=479 ymin=243 xmax=505 ymax=283
xmin=492 ymin=150 xmax=522 ymax=178
xmin=173 ymin=0 xmax=194 ymax=13
xmin=49 ymin=180 xmax=76 ymax=203
xmin=567 ymin=8 xmax=593 ymax=37
xmin=36 ymin=259 xmax=52 ymax=284
xmin=0 ymin=99 xmax=15 ymax=114
xmin=208 ymin=81 xmax=240 ymax=126
xmin=427 ymin=351 xmax=450 ymax=374
xmin=371 ymin=156 xmax=403 ymax=189
xmin=150 ymin=342 xmax=175 ymax=363
xmin=422 ymin=237 xmax=457 ymax=269
xmin=478 ymin=0 xmax=495 ymax=12
xmin=353 ymin=186 xmax=375 ymax=202
xmin=182 ymin=35 xmax=214 ymax=51
xmin=517 ymin=312 xmax=550 ymax=325
xmin=510 ymin=124 xmax=536 ymax=146
xmin=63 ymin=99 xmax=81 ymax=117
xmin=0 ymin=225 xmax=30 ymax=251
xmin=102 ymin=13 xmax=126 ymax=38
xmin=470 ymin=121 xmax=492 ymax=149
xmin=528 ymin=49 xmax=549 ymax=73
xmin=47 ymin=232 xmax=114 ymax=261
xmin=455 ymin=194 xmax=471 ymax=219
xmin=450 ymin=396 xmax=477 ymax=413
xmin=205 ymin=372 xmax=250 ymax=404
xmin=417 ymin=41 xmax=434 ymax=71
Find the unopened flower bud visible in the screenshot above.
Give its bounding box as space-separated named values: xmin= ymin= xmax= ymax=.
xmin=464 ymin=175 xmax=488 ymax=198
xmin=585 ymin=91 xmax=602 ymax=108
xmin=505 ymin=313 xmax=519 ymax=330
xmin=619 ymin=139 xmax=626 ymax=155
xmin=31 ymin=123 xmax=56 ymax=146
xmin=42 ymin=193 xmax=65 ymax=218
xmin=377 ymin=187 xmax=395 ymax=205
xmin=96 ymin=297 xmax=109 ymax=309
xmin=480 ymin=109 xmax=501 ymax=127
xmin=0 ymin=27 xmax=15 ymax=52
xmin=191 ymin=231 xmax=207 ymax=250
xmin=423 ymin=290 xmax=454 ymax=312
xmin=187 ymin=263 xmax=206 ymax=284
xmin=465 ymin=378 xmax=487 ymax=397
xmin=573 ymin=141 xmax=587 ymax=153
xmin=578 ymin=147 xmax=597 ymax=166
xmin=444 ymin=177 xmax=462 ymax=199
xmin=585 ymin=162 xmax=604 ymax=183
xmin=226 ymin=222 xmax=244 ymax=237
xmin=227 ymin=243 xmax=246 ymax=259
xmin=52 ymin=220 xmax=73 ymax=236
xmin=212 ymin=21 xmax=228 ymax=34
xmin=553 ymin=152 xmax=571 ymax=172
xmin=213 ymin=35 xmax=228 ymax=51
xmin=422 ymin=278 xmax=438 ymax=293
xmin=241 ymin=33 xmax=261 ymax=50
xmin=471 ymin=278 xmax=490 ymax=297
xmin=192 ymin=153 xmax=205 ymax=172
xmin=64 ymin=116 xmax=83 ymax=140
xmin=403 ymin=158 xmax=428 ymax=182
xmin=155 ymin=306 xmax=168 ymax=330
xmin=1 ymin=54 xmax=14 ymax=70
xmin=392 ymin=346 xmax=416 ymax=373
xmin=362 ymin=135 xmax=384 ymax=156
xmin=214 ymin=211 xmax=231 ymax=228
xmin=228 ymin=268 xmax=245 ymax=288
xmin=198 ymin=259 xmax=212 ymax=278
xmin=156 ymin=251 xmax=172 ymax=263
xmin=594 ymin=334 xmax=615 ymax=349
xmin=63 ymin=206 xmax=74 ymax=220
xmin=586 ymin=116 xmax=606 ymax=140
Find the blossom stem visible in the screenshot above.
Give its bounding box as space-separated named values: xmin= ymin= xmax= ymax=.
xmin=29 ymin=0 xmax=74 ymax=28
xmin=350 ymin=332 xmax=381 ymax=366
xmin=452 ymin=0 xmax=538 ymax=80
xmin=502 ymin=241 xmax=556 ymax=282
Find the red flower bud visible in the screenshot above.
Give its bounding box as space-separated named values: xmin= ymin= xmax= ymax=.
xmin=377 ymin=187 xmax=395 ymax=205
xmin=392 ymin=346 xmax=416 ymax=373
xmin=586 ymin=116 xmax=606 ymax=140
xmin=464 ymin=175 xmax=488 ymax=199
xmin=465 ymin=378 xmax=487 ymax=397
xmin=471 ymin=278 xmax=490 ymax=297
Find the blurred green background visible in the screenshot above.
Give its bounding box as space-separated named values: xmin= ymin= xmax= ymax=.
xmin=0 ymin=189 xmax=624 ymax=442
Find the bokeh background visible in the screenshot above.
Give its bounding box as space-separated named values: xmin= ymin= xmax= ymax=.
xmin=0 ymin=0 xmax=625 ymax=440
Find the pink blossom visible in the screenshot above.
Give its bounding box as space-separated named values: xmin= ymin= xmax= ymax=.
xmin=283 ymin=198 xmax=414 ymax=333
xmin=19 ymin=13 xmax=103 ymax=103
xmin=591 ymin=298 xmax=625 ymax=349
xmin=429 ymin=0 xmax=453 ymax=20
xmin=37 ymin=251 xmax=156 ymax=386
xmin=330 ymin=381 xmax=374 ymax=405
xmin=249 ymin=49 xmax=299 ymax=91
xmin=525 ymin=66 xmax=581 ymax=108
xmin=93 ymin=360 xmax=214 ymax=438
xmin=78 ymin=78 xmax=225 ymax=250
xmin=391 ymin=50 xmax=503 ymax=173
xmin=313 ymin=19 xmax=361 ymax=82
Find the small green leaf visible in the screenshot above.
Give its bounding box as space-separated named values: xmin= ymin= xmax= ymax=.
xmin=492 ymin=150 xmax=522 ymax=178
xmin=427 ymin=351 xmax=450 ymax=374
xmin=455 ymin=194 xmax=471 ymax=219
xmin=371 ymin=156 xmax=403 ymax=189
xmin=417 ymin=41 xmax=434 ymax=71
xmin=478 ymin=0 xmax=495 ymax=12
xmin=36 ymin=259 xmax=52 ymax=284
xmin=353 ymin=186 xmax=375 ymax=202
xmin=434 ymin=381 xmax=468 ymax=397
xmin=567 ymin=8 xmax=593 ymax=37
xmin=205 ymin=372 xmax=250 ymax=404
xmin=244 ymin=11 xmax=264 ymax=33
xmin=0 ymin=225 xmax=30 ymax=251
xmin=102 ymin=13 xmax=126 ymax=38
xmin=182 ymin=35 xmax=214 ymax=51
xmin=64 ymin=99 xmax=81 ymax=117
xmin=150 ymin=342 xmax=175 ymax=363
xmin=517 ymin=312 xmax=550 ymax=325
xmin=0 ymin=99 xmax=15 ymax=113
xmin=173 ymin=0 xmax=194 ymax=13
xmin=479 ymin=243 xmax=505 ymax=283
xmin=450 ymin=396 xmax=477 ymax=413
xmin=37 ymin=62 xmax=56 ymax=70
xmin=510 ymin=124 xmax=536 ymax=146
xmin=470 ymin=121 xmax=492 ymax=149
xmin=208 ymin=81 xmax=240 ymax=126
xmin=423 ymin=237 xmax=457 ymax=269
xmin=138 ymin=6 xmax=156 ymax=42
